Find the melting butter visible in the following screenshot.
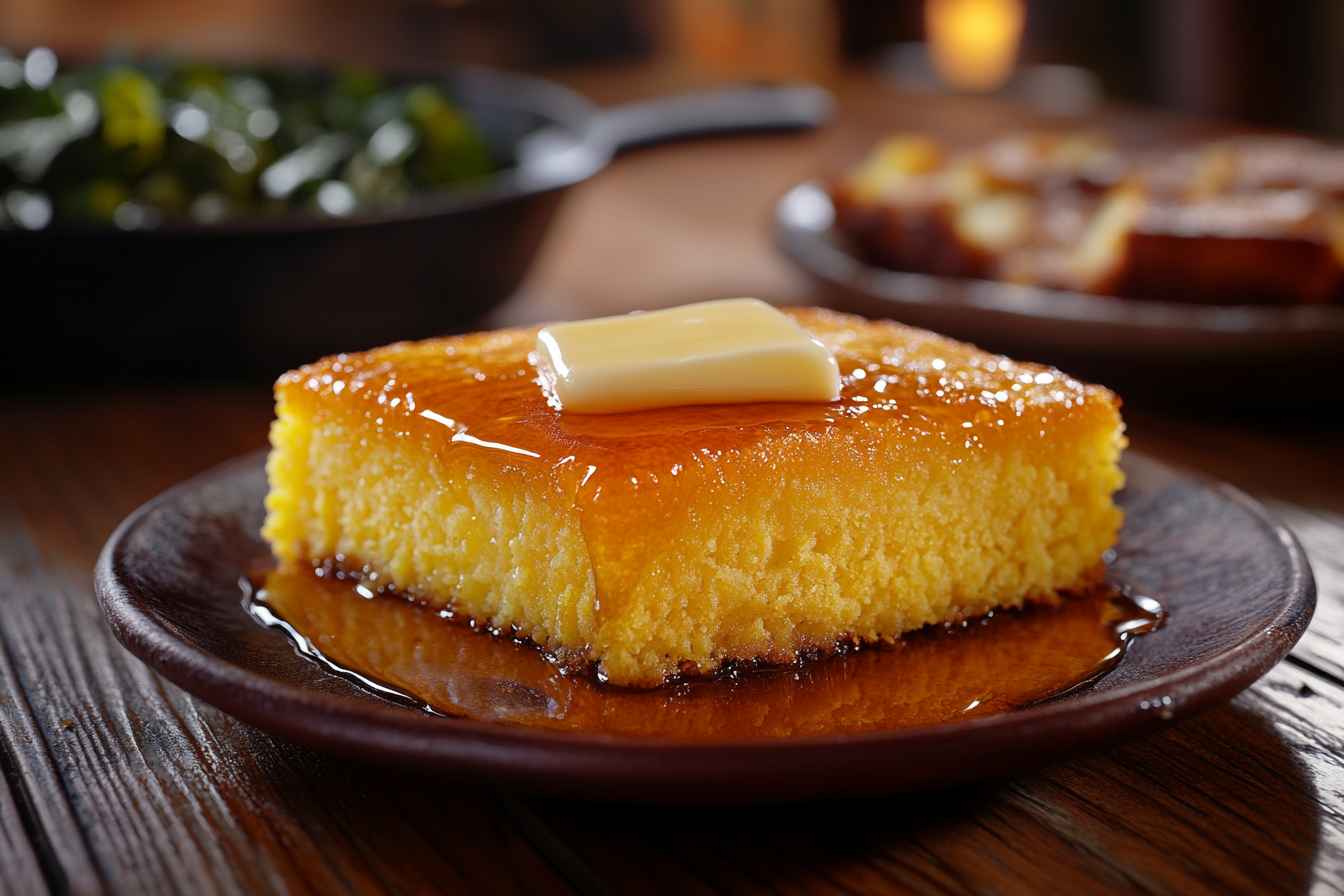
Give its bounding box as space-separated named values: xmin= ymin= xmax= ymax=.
xmin=535 ymin=298 xmax=842 ymax=414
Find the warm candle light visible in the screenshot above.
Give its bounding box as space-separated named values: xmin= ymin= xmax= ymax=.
xmin=925 ymin=0 xmax=1025 ymax=92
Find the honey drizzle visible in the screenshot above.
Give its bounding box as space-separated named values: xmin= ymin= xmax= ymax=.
xmin=245 ymin=564 xmax=1163 ymax=741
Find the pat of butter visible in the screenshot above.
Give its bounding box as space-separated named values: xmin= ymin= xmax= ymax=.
xmin=535 ymin=299 xmax=841 ymax=414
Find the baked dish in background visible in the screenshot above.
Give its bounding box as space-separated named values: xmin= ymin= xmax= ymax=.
xmin=830 ymin=132 xmax=1344 ymax=306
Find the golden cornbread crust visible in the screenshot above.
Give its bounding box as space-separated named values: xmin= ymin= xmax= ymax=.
xmin=264 ymin=308 xmax=1126 ymax=687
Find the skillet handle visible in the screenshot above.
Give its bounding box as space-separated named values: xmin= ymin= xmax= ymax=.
xmin=595 ymin=85 xmax=832 ymax=153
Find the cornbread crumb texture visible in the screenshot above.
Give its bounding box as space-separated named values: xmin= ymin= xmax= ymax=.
xmin=264 ymin=308 xmax=1125 ymax=686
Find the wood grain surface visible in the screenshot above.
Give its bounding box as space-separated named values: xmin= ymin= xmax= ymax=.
xmin=2 ymin=66 xmax=1343 ymax=894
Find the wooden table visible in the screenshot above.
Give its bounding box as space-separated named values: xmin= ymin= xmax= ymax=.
xmin=2 ymin=69 xmax=1343 ymax=895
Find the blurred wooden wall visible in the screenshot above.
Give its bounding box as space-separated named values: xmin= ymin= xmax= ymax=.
xmin=0 ymin=0 xmax=655 ymax=71
xmin=4 ymin=0 xmax=1342 ymax=135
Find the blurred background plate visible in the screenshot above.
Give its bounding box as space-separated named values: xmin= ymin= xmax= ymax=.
xmin=776 ymin=182 xmax=1344 ymax=401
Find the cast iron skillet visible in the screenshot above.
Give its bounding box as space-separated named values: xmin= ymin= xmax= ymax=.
xmin=3 ymin=68 xmax=829 ymax=381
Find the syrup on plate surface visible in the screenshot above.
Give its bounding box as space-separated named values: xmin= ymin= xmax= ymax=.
xmin=247 ymin=564 xmax=1162 ymax=741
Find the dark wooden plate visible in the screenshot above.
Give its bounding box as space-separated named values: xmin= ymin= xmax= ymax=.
xmin=95 ymin=450 xmax=1313 ymax=803
xmin=774 ymin=182 xmax=1344 ymax=400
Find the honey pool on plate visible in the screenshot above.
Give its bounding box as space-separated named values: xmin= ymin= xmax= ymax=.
xmin=246 ymin=563 xmax=1163 ymax=740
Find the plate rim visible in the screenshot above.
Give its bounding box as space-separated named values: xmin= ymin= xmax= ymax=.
xmin=95 ymin=450 xmax=1316 ymax=790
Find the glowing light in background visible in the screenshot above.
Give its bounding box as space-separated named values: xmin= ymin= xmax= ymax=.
xmin=925 ymin=0 xmax=1026 ymax=92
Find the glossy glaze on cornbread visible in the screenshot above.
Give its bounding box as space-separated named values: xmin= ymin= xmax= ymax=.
xmin=264 ymin=308 xmax=1125 ymax=686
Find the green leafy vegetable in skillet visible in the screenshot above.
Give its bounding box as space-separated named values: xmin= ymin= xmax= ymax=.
xmin=0 ymin=48 xmax=496 ymax=229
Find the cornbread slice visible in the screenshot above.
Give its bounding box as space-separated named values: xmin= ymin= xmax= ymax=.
xmin=264 ymin=308 xmax=1125 ymax=687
